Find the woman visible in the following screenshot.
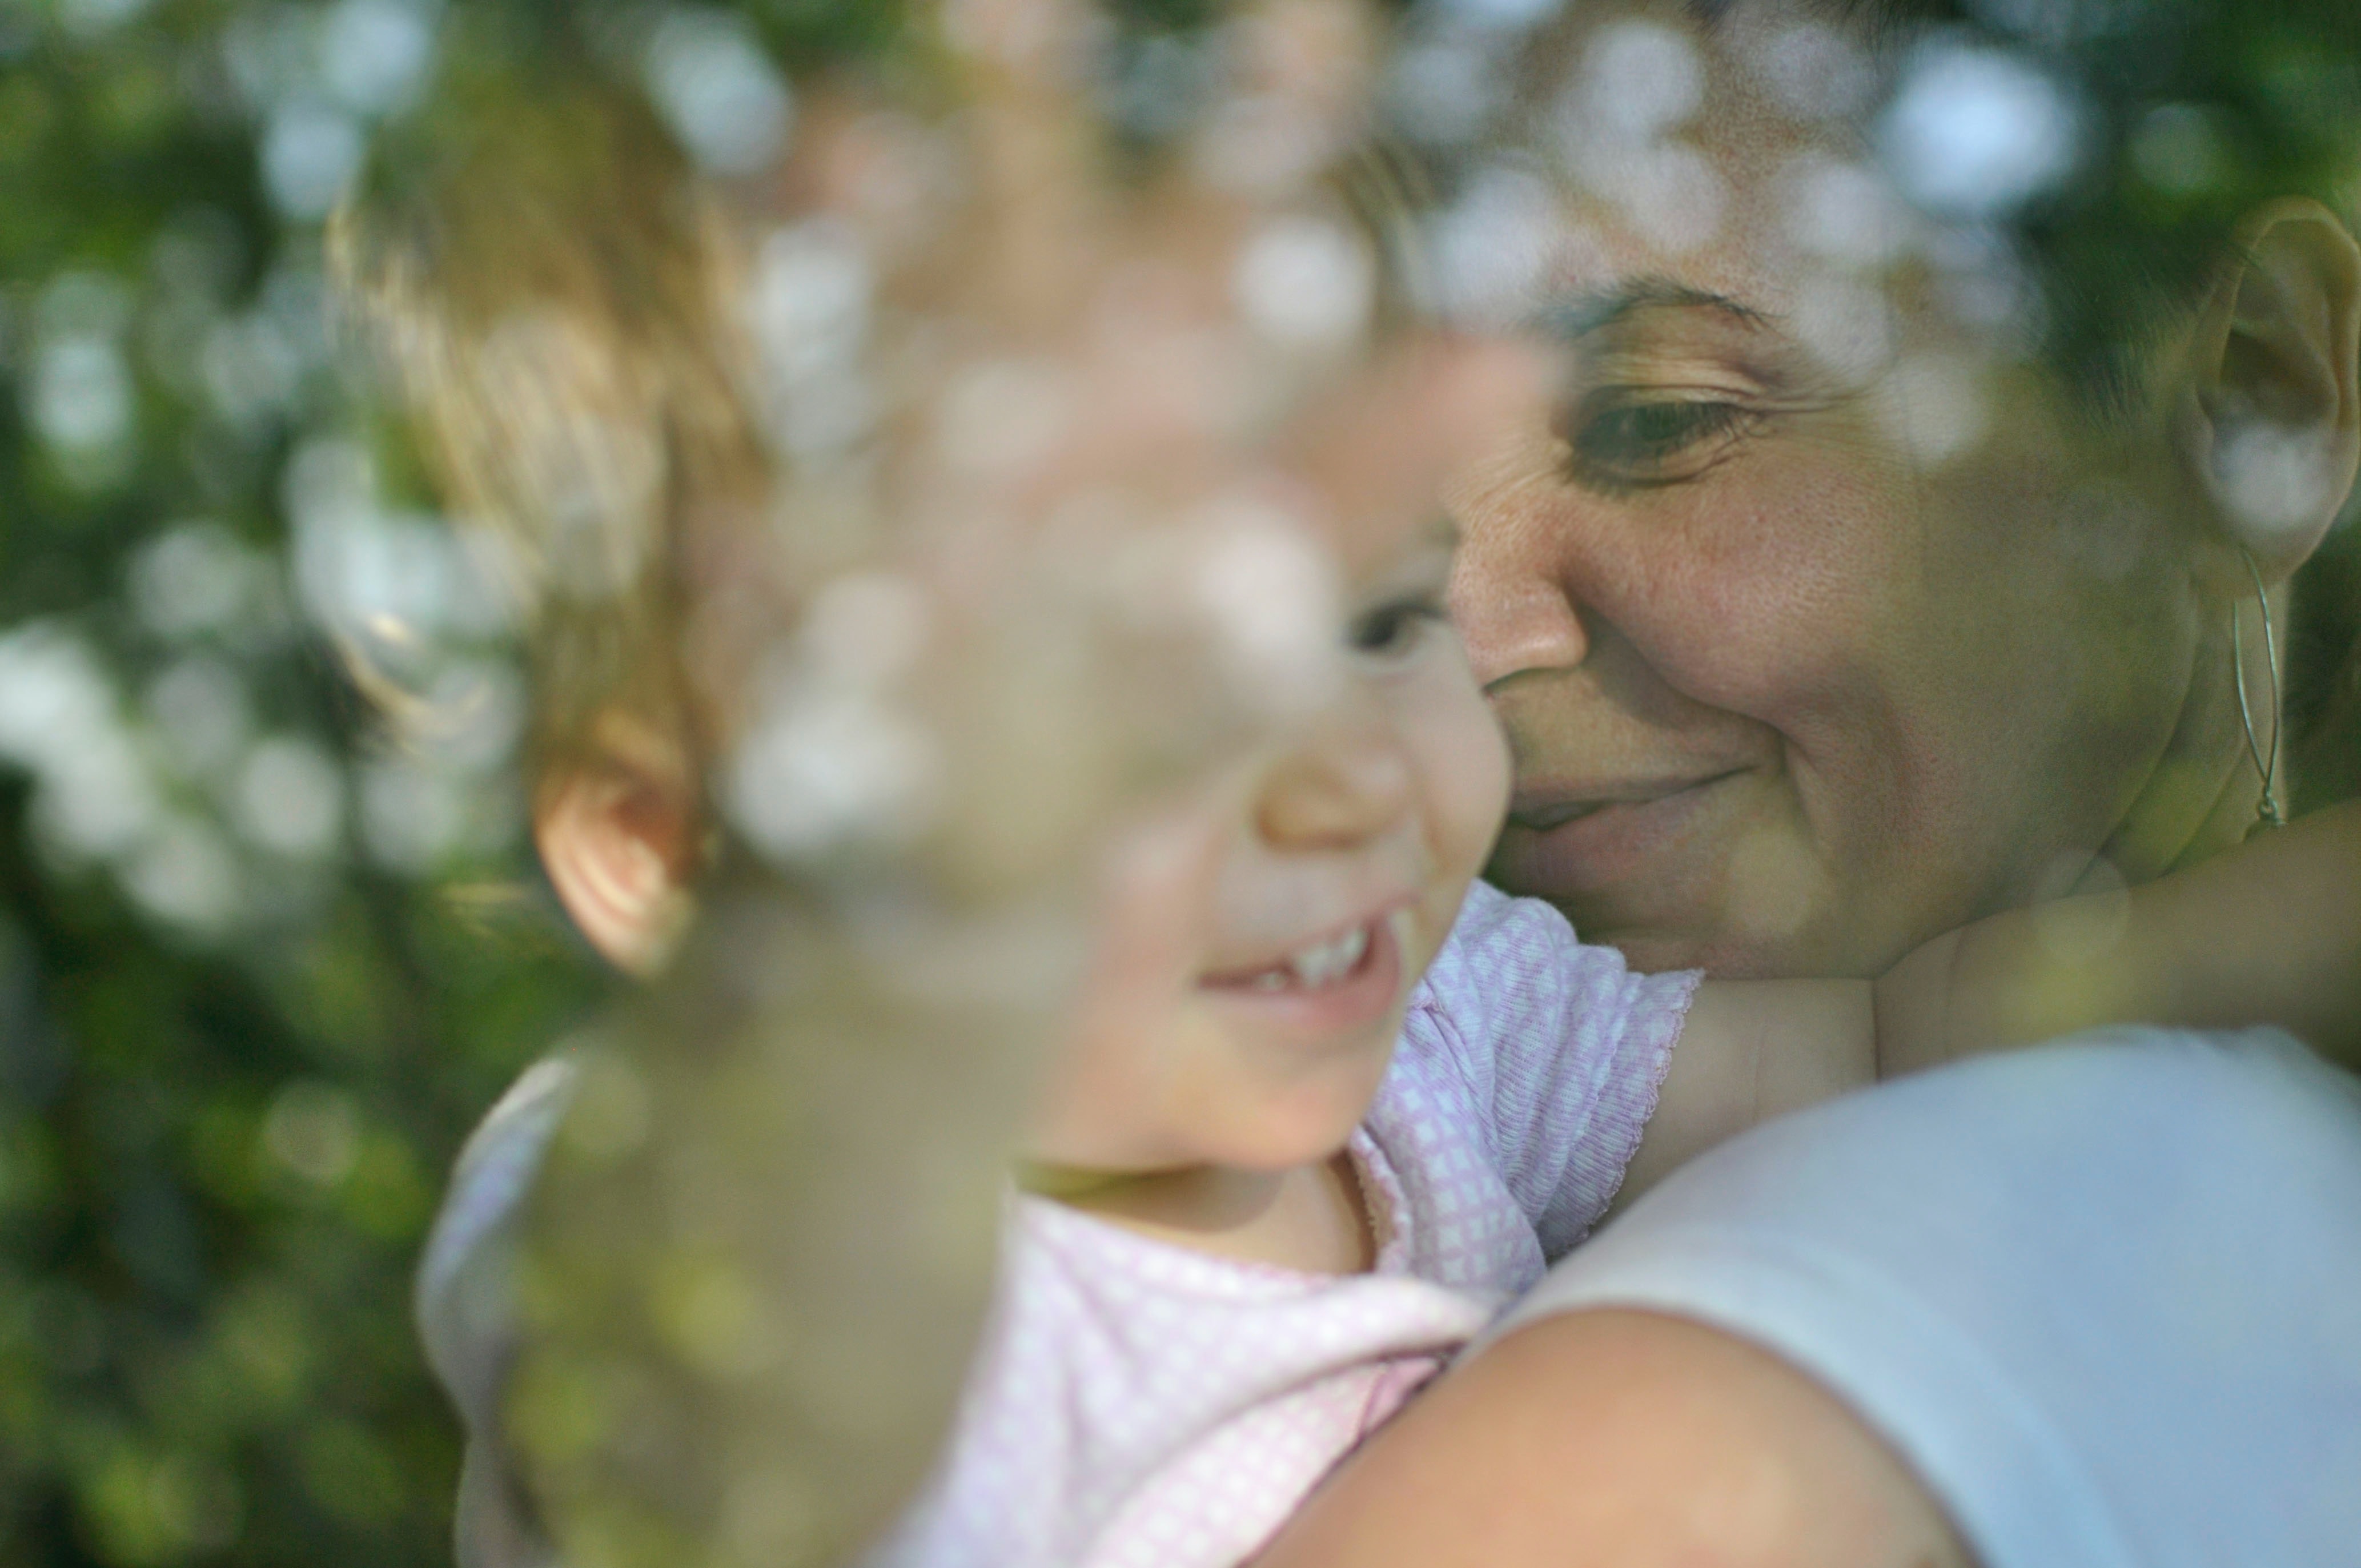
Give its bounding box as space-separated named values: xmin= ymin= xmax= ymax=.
xmin=1260 ymin=0 xmax=2361 ymax=1561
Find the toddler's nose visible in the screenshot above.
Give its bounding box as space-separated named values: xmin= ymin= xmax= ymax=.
xmin=1256 ymin=718 xmax=1415 ymax=850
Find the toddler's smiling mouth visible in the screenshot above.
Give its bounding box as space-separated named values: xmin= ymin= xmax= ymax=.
xmin=1198 ymin=907 xmax=1415 ymax=1031
xmin=1215 ymin=922 xmax=1375 ymax=992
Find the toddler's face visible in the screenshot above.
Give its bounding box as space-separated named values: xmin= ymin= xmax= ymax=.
xmin=1025 ymin=514 xmax=1509 ymax=1179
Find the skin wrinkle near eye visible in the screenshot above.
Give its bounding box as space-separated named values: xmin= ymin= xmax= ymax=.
xmin=1564 ymin=396 xmax=1764 ymax=493
xmin=1541 ymin=296 xmax=1782 ymax=494
xmin=1524 ymin=276 xmax=1776 ymax=343
xmin=1548 ymin=301 xmax=1867 ymax=496
xmin=1570 ymin=317 xmax=1838 ymax=406
xmin=1583 ymin=400 xmax=1750 ymax=461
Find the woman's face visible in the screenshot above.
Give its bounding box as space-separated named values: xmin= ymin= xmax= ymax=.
xmin=1449 ymin=1 xmax=2214 ymax=978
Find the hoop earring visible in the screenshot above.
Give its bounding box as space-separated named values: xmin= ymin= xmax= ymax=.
xmin=2230 ymin=545 xmax=2285 ymax=837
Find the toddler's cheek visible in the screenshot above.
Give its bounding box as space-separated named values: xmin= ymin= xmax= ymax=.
xmin=1024 ymin=795 xmax=1242 ymax=1162
xmin=1022 ymin=1019 xmax=1159 ymax=1173
xmin=1210 ymin=1033 xmax=1400 ymax=1173
xmin=1424 ymin=665 xmax=1516 ymax=885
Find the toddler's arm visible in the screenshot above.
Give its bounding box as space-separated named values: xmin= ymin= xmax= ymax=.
xmin=1874 ymin=798 xmax=2361 ymax=1076
xmin=1623 ymin=801 xmax=2361 ymax=1204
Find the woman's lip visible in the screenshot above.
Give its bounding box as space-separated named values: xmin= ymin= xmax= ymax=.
xmin=1509 ymin=769 xmax=1750 ymax=833
xmin=1496 ymin=770 xmax=1749 ymax=891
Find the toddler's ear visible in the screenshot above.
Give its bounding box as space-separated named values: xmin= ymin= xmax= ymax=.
xmin=535 ymin=708 xmax=701 ymax=975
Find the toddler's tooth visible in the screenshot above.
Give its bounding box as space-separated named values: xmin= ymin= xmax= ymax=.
xmin=1281 ymin=925 xmax=1367 ymax=990
xmin=1251 ymin=968 xmax=1290 ymax=992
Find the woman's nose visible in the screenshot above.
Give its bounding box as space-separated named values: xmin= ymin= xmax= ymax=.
xmin=1449 ymin=537 xmax=1591 ymax=690
xmin=1256 ymin=718 xmax=1416 ymax=851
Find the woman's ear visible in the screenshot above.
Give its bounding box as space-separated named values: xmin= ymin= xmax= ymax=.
xmin=535 ymin=708 xmax=701 ymax=975
xmin=2181 ymin=198 xmax=2361 ymax=585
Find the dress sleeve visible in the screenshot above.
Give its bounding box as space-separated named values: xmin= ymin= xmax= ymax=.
xmin=416 ymin=1056 xmax=577 ymax=1568
xmin=1411 ymin=883 xmax=1700 ymax=1260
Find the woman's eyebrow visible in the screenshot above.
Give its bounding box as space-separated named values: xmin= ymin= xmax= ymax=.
xmin=1527 ymin=277 xmax=1773 ymax=342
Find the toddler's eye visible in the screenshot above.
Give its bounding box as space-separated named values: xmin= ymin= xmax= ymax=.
xmin=1347 ymin=596 xmax=1445 ymax=659
xmin=1561 ymin=393 xmax=1757 ymax=492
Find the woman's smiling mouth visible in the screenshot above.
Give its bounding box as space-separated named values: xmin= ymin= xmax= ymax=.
xmin=1508 ymin=769 xmax=1750 ymax=833
xmin=1496 ymin=769 xmax=1753 ymax=892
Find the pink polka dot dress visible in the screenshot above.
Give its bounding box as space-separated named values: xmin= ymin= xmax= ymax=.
xmin=874 ymin=882 xmax=1700 ymax=1566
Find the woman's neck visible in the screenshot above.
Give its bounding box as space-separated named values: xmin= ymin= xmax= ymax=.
xmin=2100 ymin=610 xmax=2275 ymax=885
xmin=1031 ymin=1156 xmax=1375 ymax=1275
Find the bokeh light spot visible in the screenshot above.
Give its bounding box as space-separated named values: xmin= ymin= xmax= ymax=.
xmin=319 ymin=0 xmax=437 ymax=118
xmin=264 ymin=1080 xmax=362 ymax=1187
xmin=261 ymin=100 xmax=363 ymax=221
xmin=1232 ymin=214 xmax=1375 ymax=351
xmin=1879 ymin=42 xmax=2083 ymax=220
xmin=234 ymin=736 xmax=346 ymax=859
xmin=644 ymin=8 xmax=794 ymax=176
xmin=2131 ymin=103 xmax=2230 ymax=196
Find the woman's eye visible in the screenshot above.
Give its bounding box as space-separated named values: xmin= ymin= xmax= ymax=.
xmin=1347 ymin=598 xmax=1444 ymax=658
xmin=1563 ymin=395 xmax=1755 ymax=489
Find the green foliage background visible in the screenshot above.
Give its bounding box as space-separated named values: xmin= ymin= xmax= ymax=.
xmin=0 ymin=0 xmax=938 ymax=1556
xmin=0 ymin=2 xmax=612 ymax=1561
xmin=0 ymin=0 xmax=2356 ymax=1565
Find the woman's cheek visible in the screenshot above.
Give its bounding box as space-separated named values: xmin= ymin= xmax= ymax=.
xmin=1632 ymin=485 xmax=1901 ymax=738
